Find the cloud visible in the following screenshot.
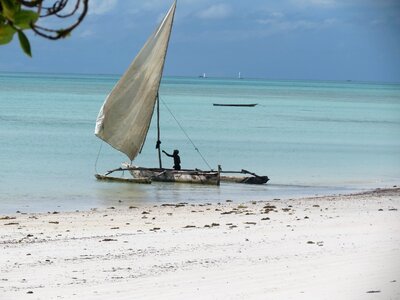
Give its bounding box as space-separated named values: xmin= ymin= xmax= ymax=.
xmin=79 ymin=29 xmax=94 ymax=38
xmin=197 ymin=4 xmax=232 ymax=19
xmin=142 ymin=0 xmax=168 ymax=11
xmin=290 ymin=0 xmax=336 ymax=8
xmin=254 ymin=9 xmax=339 ymax=35
xmin=270 ymin=12 xmax=285 ymax=18
xmin=89 ymin=0 xmax=118 ymax=15
xmin=256 ymin=17 xmax=339 ymax=33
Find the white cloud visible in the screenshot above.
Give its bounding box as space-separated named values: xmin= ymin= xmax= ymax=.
xmin=257 ymin=19 xmax=317 ymax=31
xmin=197 ymin=4 xmax=232 ymax=19
xmin=79 ymin=29 xmax=94 ymax=38
xmin=270 ymin=12 xmax=285 ymax=18
xmin=125 ymin=0 xmax=176 ymax=15
xmin=290 ymin=0 xmax=336 ymax=7
xmin=256 ymin=17 xmax=339 ymax=34
xmin=89 ymin=0 xmax=118 ymax=15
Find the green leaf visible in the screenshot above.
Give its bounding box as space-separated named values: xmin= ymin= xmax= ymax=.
xmin=0 ymin=0 xmax=15 ymax=10
xmin=14 ymin=10 xmax=39 ymax=29
xmin=0 ymin=23 xmax=16 ymax=45
xmin=0 ymin=0 xmax=17 ymax=21
xmin=17 ymin=30 xmax=31 ymax=57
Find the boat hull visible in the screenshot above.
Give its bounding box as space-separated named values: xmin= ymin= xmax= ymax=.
xmin=213 ymin=103 xmax=257 ymax=107
xmin=129 ymin=167 xmax=220 ymax=185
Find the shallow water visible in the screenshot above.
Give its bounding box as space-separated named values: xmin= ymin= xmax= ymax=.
xmin=0 ymin=73 xmax=399 ymax=213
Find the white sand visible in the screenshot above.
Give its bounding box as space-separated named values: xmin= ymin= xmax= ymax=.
xmin=1 ymin=188 xmax=399 ymax=299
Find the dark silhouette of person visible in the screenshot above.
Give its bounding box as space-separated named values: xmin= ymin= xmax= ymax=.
xmin=162 ymin=149 xmax=181 ymax=170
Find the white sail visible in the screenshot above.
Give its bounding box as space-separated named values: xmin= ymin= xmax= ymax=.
xmin=95 ymin=1 xmax=176 ymax=161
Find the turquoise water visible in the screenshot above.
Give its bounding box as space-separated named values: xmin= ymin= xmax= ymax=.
xmin=1 ymin=73 xmax=399 ymax=213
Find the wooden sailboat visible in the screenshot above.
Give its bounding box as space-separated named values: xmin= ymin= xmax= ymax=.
xmin=213 ymin=103 xmax=257 ymax=107
xmin=94 ymin=1 xmax=268 ymax=186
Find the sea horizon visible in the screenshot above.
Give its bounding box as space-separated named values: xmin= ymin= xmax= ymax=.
xmin=1 ymin=71 xmax=400 ymax=85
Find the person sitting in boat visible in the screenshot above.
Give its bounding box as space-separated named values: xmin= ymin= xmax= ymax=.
xmin=162 ymin=149 xmax=181 ymax=170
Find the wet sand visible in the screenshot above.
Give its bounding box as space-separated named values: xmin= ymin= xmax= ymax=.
xmin=1 ymin=188 xmax=399 ymax=299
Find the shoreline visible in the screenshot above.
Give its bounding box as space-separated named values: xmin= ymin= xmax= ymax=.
xmin=1 ymin=188 xmax=399 ymax=299
xmin=0 ymin=182 xmax=396 ymax=215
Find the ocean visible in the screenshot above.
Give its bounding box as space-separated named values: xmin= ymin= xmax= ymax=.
xmin=1 ymin=72 xmax=399 ymax=213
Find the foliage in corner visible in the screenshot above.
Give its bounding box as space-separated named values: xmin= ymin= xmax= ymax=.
xmin=0 ymin=0 xmax=88 ymax=57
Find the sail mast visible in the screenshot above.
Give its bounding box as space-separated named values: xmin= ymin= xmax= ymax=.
xmin=154 ymin=1 xmax=176 ymax=168
xmin=156 ymin=93 xmax=162 ymax=168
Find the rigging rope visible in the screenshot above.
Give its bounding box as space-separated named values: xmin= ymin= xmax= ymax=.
xmin=160 ymin=97 xmax=213 ymax=170
xmin=94 ymin=141 xmax=103 ymax=174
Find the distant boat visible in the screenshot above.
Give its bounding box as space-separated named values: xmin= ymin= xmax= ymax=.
xmin=199 ymin=72 xmax=206 ymax=78
xmin=94 ymin=1 xmax=268 ymax=185
xmin=213 ymin=103 xmax=258 ymax=107
xmin=238 ymin=72 xmax=243 ymax=79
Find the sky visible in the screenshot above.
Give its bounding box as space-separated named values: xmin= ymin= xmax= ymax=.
xmin=1 ymin=0 xmax=400 ymax=82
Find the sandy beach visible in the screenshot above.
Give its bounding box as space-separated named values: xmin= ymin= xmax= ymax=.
xmin=1 ymin=188 xmax=399 ymax=299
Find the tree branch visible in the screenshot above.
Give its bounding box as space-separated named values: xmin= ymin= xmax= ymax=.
xmin=30 ymin=0 xmax=88 ymax=40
